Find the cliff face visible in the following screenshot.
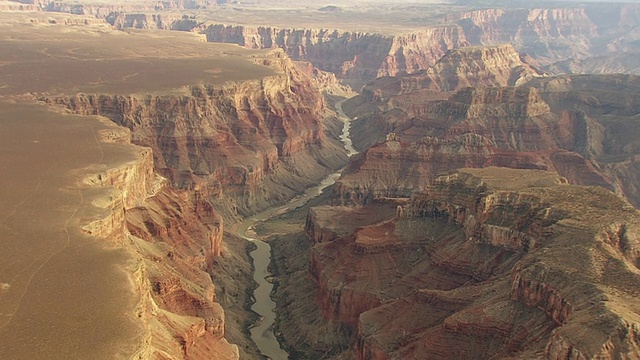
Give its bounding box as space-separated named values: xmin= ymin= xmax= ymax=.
xmin=526 ymin=74 xmax=640 ymax=207
xmin=200 ymin=4 xmax=639 ymax=85
xmin=333 ymin=132 xmax=609 ymax=206
xmin=304 ymin=167 xmax=640 ymax=359
xmin=357 ymin=43 xmax=542 ymax=108
xmin=29 ymin=0 xmax=213 ymax=17
xmin=348 ymin=59 xmax=640 ymax=206
xmin=42 ymin=49 xmax=348 ymax=216
xmin=73 ymin=116 xmax=239 ymax=359
xmin=341 ymin=84 xmax=616 ymax=207
xmin=203 ymin=24 xmax=470 ymax=87
xmin=19 ymin=1 xmax=640 ymax=85
xmin=204 ymin=25 xmax=391 ymax=81
xmin=450 ymin=4 xmax=640 ymax=65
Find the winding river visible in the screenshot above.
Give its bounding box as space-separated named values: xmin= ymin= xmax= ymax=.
xmin=237 ymin=100 xmax=356 ymax=359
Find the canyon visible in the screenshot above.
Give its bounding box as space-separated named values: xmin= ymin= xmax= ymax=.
xmin=2 ymin=1 xmax=640 ymax=359
xmin=304 ymin=167 xmax=640 ymax=359
xmin=0 ymin=11 xmax=349 ymax=359
xmin=8 ymin=1 xmax=640 ymax=87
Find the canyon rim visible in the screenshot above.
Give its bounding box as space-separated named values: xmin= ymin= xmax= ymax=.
xmin=1 ymin=1 xmax=640 ymax=359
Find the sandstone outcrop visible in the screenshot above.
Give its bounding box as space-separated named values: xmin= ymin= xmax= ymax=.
xmin=372 ymin=44 xmax=542 ymax=101
xmin=91 ymin=127 xmax=238 ymax=359
xmin=304 ymin=167 xmax=640 ymax=359
xmin=341 ymin=84 xmax=617 ymax=207
xmin=41 ymin=49 xmax=348 ymax=216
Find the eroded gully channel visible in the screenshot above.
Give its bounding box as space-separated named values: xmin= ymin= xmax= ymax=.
xmin=237 ymin=100 xmax=357 ymax=359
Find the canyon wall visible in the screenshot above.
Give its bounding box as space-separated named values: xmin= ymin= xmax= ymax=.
xmin=344 ymin=44 xmax=640 ymax=208
xmin=42 ymin=49 xmax=348 ymax=217
xmin=15 ymin=1 xmax=640 ymax=85
xmin=202 ymin=24 xmax=470 ymax=87
xmin=338 ymin=84 xmax=616 ymax=207
xmin=76 ymin=117 xmax=240 ymax=359
xmin=201 ymin=4 xmax=640 ymax=84
xmin=303 ymin=168 xmax=640 ymax=359
xmin=449 ymin=4 xmax=640 ymax=67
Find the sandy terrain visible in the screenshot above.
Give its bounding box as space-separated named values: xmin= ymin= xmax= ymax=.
xmin=0 ymin=12 xmax=276 ymax=96
xmin=0 ymin=101 xmax=144 ymax=359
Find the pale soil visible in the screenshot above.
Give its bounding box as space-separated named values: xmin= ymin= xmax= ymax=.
xmin=0 ymin=101 xmax=144 ymax=359
xmin=0 ymin=12 xmax=277 ymax=96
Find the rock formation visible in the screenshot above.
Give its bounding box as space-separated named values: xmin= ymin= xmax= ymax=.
xmin=345 ymin=44 xmax=640 ymax=208
xmin=85 ymin=121 xmax=241 ymax=359
xmin=341 ymin=83 xmax=620 ymax=204
xmin=197 ymin=2 xmax=640 ymax=84
xmin=357 ymin=44 xmax=543 ymax=109
xmin=0 ymin=13 xmax=349 ymax=359
xmin=41 ymin=48 xmax=348 ymax=216
xmin=449 ymin=4 xmax=640 ymax=67
xmin=203 ymin=24 xmax=470 ymax=87
xmin=19 ymin=1 xmax=640 ymax=86
xmin=305 ymin=168 xmax=640 ymax=359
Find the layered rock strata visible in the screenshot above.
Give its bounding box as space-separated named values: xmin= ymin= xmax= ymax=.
xmin=340 ymin=84 xmax=617 ymax=206
xmin=449 ymin=4 xmax=640 ymax=67
xmin=0 ymin=102 xmax=239 ymax=359
xmin=200 ymin=3 xmax=640 ymax=84
xmin=42 ymin=49 xmax=348 ymax=217
xmin=203 ymin=24 xmax=470 ymax=86
xmin=1 ymin=15 xmax=350 ymax=359
xmin=17 ymin=1 xmax=640 ymax=85
xmin=89 ymin=121 xmax=241 ymax=359
xmin=362 ymin=44 xmax=543 ymax=102
xmin=305 ymin=167 xmax=640 ymax=359
xmin=344 ymin=44 xmax=545 ymax=149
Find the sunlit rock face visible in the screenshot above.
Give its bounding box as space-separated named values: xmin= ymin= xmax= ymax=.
xmin=306 ymin=168 xmax=640 ymax=359
xmin=42 ymin=49 xmax=348 ymax=216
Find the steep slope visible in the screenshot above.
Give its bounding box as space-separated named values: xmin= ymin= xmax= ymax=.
xmin=346 ymin=50 xmax=640 ymax=207
xmin=203 ymin=24 xmax=470 ymax=87
xmin=344 ymin=85 xmax=614 ymax=195
xmin=0 ymin=101 xmax=239 ymax=359
xmin=0 ymin=14 xmax=349 ymax=359
xmin=450 ymin=4 xmax=640 ymax=67
xmin=333 ymin=131 xmax=610 ymax=206
xmin=526 ymin=74 xmax=640 ymax=207
xmin=364 ymin=44 xmax=542 ymax=102
xmin=42 ymin=49 xmax=348 ymax=217
xmin=17 ymin=1 xmax=640 ymax=86
xmin=306 ymin=168 xmax=640 ymax=359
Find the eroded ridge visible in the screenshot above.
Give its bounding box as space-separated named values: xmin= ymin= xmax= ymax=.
xmin=303 ymin=167 xmax=640 ymax=359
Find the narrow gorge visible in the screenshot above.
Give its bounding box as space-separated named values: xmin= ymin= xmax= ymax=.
xmin=238 ymin=97 xmax=358 ymax=359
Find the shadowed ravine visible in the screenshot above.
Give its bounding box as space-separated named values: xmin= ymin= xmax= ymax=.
xmin=237 ymin=100 xmax=356 ymax=359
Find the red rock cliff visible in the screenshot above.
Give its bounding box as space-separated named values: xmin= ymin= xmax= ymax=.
xmin=76 ymin=117 xmax=239 ymax=359
xmin=203 ymin=24 xmax=469 ymax=86
xmin=41 ymin=49 xmax=348 ymax=216
xmin=305 ymin=167 xmax=640 ymax=359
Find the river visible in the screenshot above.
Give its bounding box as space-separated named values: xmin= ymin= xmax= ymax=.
xmin=236 ymin=100 xmax=356 ymax=359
